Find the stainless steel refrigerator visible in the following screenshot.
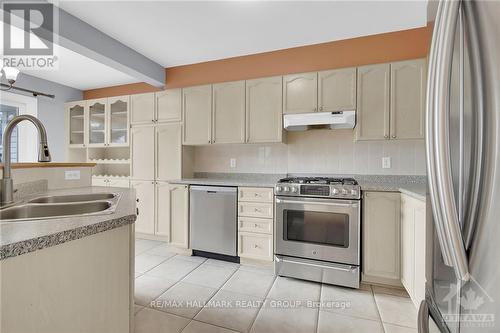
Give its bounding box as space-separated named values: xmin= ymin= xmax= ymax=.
xmin=420 ymin=0 xmax=500 ymax=332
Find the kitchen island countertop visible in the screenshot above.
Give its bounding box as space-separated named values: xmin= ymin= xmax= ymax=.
xmin=0 ymin=186 xmax=136 ymax=260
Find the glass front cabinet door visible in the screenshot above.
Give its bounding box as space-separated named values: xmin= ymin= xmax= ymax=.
xmin=87 ymin=98 xmax=107 ymax=146
xmin=107 ymin=96 xmax=130 ymax=146
xmin=67 ymin=101 xmax=86 ymax=147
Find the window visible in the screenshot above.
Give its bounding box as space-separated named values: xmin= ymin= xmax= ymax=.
xmin=0 ymin=92 xmax=38 ymax=163
xmin=0 ymin=104 xmax=19 ymax=163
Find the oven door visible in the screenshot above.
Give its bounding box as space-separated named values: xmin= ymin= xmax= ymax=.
xmin=275 ymin=196 xmax=360 ymax=265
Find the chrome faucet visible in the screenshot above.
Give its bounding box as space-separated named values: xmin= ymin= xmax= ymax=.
xmin=1 ymin=115 xmax=51 ymax=206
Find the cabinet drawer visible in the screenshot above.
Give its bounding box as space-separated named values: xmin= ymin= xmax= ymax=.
xmin=238 ymin=217 xmax=272 ymax=234
xmin=238 ymin=232 xmax=273 ymax=261
xmin=238 ymin=187 xmax=274 ymax=203
xmin=238 ymin=202 xmax=273 ymax=219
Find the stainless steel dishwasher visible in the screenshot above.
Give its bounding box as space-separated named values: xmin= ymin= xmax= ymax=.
xmin=189 ymin=185 xmax=238 ymax=260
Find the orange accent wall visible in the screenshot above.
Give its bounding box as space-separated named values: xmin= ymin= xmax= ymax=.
xmin=83 ymin=82 xmax=160 ymax=99
xmin=83 ymin=25 xmax=432 ymax=99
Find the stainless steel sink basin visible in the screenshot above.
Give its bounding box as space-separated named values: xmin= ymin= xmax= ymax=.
xmin=0 ymin=201 xmax=112 ymax=221
xmin=29 ymin=193 xmax=116 ymax=204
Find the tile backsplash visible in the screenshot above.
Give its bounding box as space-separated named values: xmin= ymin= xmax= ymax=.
xmin=193 ymin=129 xmax=426 ymax=175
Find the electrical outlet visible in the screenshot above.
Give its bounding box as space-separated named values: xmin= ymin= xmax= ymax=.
xmin=65 ymin=170 xmax=81 ymax=180
xmin=382 ymin=157 xmax=391 ymax=169
xmin=230 ymin=158 xmax=237 ymax=169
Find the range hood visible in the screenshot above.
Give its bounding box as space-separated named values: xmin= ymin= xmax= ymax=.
xmin=283 ymin=111 xmax=356 ymax=131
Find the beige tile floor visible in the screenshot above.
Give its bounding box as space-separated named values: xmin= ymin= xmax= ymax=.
xmin=134 ymin=239 xmax=418 ymax=333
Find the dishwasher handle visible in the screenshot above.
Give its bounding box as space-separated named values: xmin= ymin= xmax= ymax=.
xmin=190 ymin=185 xmax=237 ymax=194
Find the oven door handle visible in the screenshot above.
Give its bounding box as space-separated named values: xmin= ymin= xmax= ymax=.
xmin=276 ymin=256 xmax=357 ymax=272
xmin=276 ymin=198 xmax=358 ymax=208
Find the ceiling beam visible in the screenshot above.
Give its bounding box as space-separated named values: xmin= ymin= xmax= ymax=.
xmin=2 ymin=2 xmax=165 ymax=88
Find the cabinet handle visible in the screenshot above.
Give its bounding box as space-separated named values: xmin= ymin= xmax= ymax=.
xmin=254 ymin=208 xmax=261 ymax=212
xmin=319 ymin=106 xmax=323 ymax=111
xmin=136 ymin=208 xmax=139 ymax=216
xmin=136 ymin=198 xmax=139 ymax=202
xmin=254 ymin=223 xmax=259 ymax=227
xmin=313 ymin=107 xmax=317 ymax=112
xmin=253 ymin=244 xmax=259 ymax=249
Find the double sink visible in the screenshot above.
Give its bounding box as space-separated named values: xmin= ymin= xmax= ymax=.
xmin=0 ymin=193 xmax=119 ymax=222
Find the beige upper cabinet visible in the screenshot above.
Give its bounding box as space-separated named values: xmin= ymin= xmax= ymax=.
xmin=130 ymin=93 xmax=155 ymax=125
xmin=131 ymin=180 xmax=155 ymax=235
xmin=156 ymin=123 xmax=182 ymax=181
xmin=131 ymin=125 xmax=155 ymax=180
xmin=318 ymin=67 xmax=357 ymax=112
xmin=362 ymin=191 xmax=401 ymax=286
xmin=355 ymin=63 xmax=390 ymax=141
xmin=156 ymin=89 xmax=182 ymax=123
xmin=66 ymin=101 xmax=87 ymax=148
xmin=183 ymin=85 xmax=212 ymax=145
xmin=86 ymin=98 xmax=108 ymax=147
xmin=168 ymin=184 xmax=189 ymax=248
xmin=107 ymin=95 xmax=130 ymax=147
xmin=246 ymin=76 xmax=283 ymax=143
xmin=390 ymin=59 xmax=426 ymax=139
xmin=212 ymin=81 xmax=246 ymax=144
xmin=283 ymin=72 xmax=318 ymax=114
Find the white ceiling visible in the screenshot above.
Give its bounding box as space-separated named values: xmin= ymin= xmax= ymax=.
xmin=24 ymin=45 xmax=138 ymax=90
xmin=6 ymin=1 xmax=429 ymax=90
xmin=59 ymin=1 xmax=428 ymax=68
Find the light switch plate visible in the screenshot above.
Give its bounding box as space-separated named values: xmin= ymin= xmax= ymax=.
xmin=230 ymin=158 xmax=237 ymax=169
xmin=65 ymin=170 xmax=81 ymax=180
xmin=382 ymin=157 xmax=391 ymax=169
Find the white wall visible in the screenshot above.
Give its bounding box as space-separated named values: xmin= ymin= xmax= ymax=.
xmin=1 ymin=74 xmax=83 ymax=161
xmin=193 ymin=129 xmax=426 ymax=175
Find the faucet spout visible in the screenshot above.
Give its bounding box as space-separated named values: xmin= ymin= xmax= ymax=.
xmin=1 ymin=115 xmax=51 ymax=206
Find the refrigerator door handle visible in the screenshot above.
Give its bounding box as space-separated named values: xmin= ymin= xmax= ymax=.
xmin=462 ymin=0 xmax=484 ymax=250
xmin=426 ymin=0 xmax=470 ymax=281
xmin=417 ymin=300 xmax=429 ymax=333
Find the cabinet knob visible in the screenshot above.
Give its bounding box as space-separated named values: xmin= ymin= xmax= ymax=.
xmin=384 ymin=135 xmax=389 ymax=139
xmin=392 ymin=135 xmax=396 ymax=139
xmin=319 ymin=106 xmax=323 ymax=111
xmin=253 ymin=244 xmax=259 ymax=249
xmin=313 ymin=107 xmax=317 ymax=112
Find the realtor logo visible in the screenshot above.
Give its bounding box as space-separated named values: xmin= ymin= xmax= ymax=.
xmin=3 ymin=2 xmax=54 ymax=55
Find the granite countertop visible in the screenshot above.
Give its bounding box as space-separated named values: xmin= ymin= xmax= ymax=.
xmin=0 ymin=186 xmax=136 ymax=260
xmin=359 ymin=181 xmax=427 ymax=201
xmin=169 ymin=173 xmax=284 ymax=188
xmin=169 ymin=173 xmax=427 ymax=201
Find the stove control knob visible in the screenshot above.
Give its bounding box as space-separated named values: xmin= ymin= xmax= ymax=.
xmin=341 ymin=189 xmax=348 ymax=195
xmin=332 ymin=188 xmax=339 ymax=195
xmin=283 ymin=186 xmax=290 ymax=192
xmin=276 ymin=186 xmax=282 ymax=192
xmin=351 ymin=189 xmax=358 ymax=196
xmin=291 ymin=187 xmax=298 ymax=193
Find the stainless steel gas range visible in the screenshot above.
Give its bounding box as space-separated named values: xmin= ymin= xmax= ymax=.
xmin=274 ymin=177 xmax=361 ymax=288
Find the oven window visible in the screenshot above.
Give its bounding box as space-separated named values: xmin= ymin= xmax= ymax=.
xmin=284 ymin=210 xmax=349 ymax=247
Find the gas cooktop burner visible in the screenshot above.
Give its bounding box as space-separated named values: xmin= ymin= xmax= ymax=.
xmin=275 ymin=177 xmax=361 ymax=199
xmin=278 ymin=177 xmax=358 ymax=185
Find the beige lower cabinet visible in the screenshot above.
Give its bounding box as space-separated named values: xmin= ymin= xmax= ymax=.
xmin=155 ymin=181 xmax=171 ymax=238
xmin=237 ymin=187 xmax=274 ymax=261
xmin=167 ymin=183 xmax=189 ymax=248
xmin=401 ymin=194 xmax=427 ymax=306
xmin=130 ymin=180 xmax=155 ymax=235
xmin=362 ymin=191 xmax=402 ymax=286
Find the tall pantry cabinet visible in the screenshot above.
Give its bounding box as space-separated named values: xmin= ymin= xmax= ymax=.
xmin=130 ymin=90 xmax=192 ymax=248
